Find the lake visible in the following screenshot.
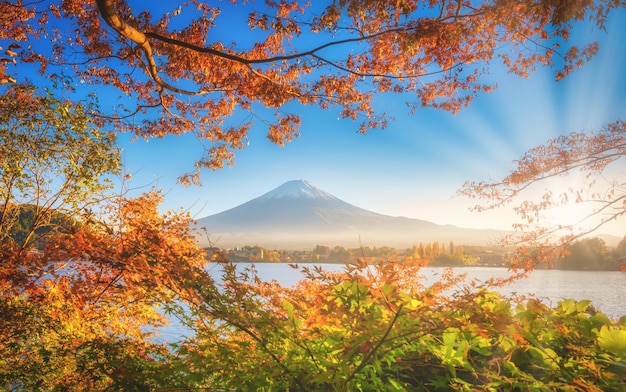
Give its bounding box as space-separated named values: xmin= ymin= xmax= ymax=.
xmin=157 ymin=264 xmax=626 ymax=342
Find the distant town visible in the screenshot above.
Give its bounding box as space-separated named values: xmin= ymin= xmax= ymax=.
xmin=206 ymin=235 xmax=626 ymax=271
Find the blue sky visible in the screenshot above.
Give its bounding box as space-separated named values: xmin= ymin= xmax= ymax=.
xmin=114 ymin=6 xmax=626 ymax=239
xmin=3 ymin=2 xmax=615 ymax=239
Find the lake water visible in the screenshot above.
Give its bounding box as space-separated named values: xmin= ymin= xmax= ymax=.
xmin=157 ymin=264 xmax=626 ymax=342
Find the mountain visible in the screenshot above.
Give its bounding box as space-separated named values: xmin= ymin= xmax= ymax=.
xmin=196 ymin=180 xmax=505 ymax=249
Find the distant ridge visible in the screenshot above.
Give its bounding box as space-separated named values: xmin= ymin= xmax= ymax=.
xmin=196 ymin=180 xmax=505 ymax=249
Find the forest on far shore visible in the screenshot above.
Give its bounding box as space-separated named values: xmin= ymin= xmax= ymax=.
xmin=216 ymin=235 xmax=626 ymax=271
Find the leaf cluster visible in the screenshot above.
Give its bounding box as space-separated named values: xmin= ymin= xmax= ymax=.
xmin=2 ymin=0 xmax=621 ymax=182
xmin=0 ymin=88 xmax=212 ymax=389
xmin=0 ymin=190 xmax=214 ymax=391
xmin=0 ymin=84 xmax=120 ymax=252
xmin=461 ymin=120 xmax=626 ymax=271
xmin=173 ymin=259 xmax=626 ymax=391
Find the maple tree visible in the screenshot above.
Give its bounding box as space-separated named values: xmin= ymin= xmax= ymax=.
xmin=2 ymin=1 xmax=626 ymax=389
xmin=1 ymin=86 xmax=624 ymax=387
xmin=461 ymin=120 xmax=626 ymax=271
xmin=0 ymin=191 xmax=212 ymax=390
xmin=173 ymin=258 xmax=626 ymax=390
xmin=2 ymin=0 xmax=621 ymax=183
xmin=0 ymin=84 xmax=210 ymax=390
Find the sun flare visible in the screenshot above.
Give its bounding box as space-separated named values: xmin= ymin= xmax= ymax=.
xmin=543 ymin=201 xmax=595 ymax=229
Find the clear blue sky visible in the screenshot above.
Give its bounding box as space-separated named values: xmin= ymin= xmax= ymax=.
xmin=82 ymin=6 xmax=626 ymax=238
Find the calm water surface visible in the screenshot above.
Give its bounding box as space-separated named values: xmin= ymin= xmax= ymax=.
xmin=230 ymin=264 xmax=625 ymax=317
xmin=158 ymin=264 xmax=626 ymax=342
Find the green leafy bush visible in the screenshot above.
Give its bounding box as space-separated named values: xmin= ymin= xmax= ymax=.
xmin=174 ymin=260 xmax=626 ymax=391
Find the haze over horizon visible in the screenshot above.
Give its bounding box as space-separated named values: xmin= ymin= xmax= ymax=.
xmin=196 ymin=179 xmax=514 ymax=250
xmin=117 ymin=7 xmax=626 ymax=239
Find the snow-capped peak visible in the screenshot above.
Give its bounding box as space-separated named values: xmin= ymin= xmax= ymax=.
xmin=257 ymin=180 xmax=337 ymax=201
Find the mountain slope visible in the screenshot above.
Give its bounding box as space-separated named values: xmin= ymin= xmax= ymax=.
xmin=196 ymin=180 xmax=504 ymax=249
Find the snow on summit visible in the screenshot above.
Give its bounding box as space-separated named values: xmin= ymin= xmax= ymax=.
xmin=257 ymin=180 xmax=336 ymax=201
xmin=196 ymin=179 xmax=506 ymax=249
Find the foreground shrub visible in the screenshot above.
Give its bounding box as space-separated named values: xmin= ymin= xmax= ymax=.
xmin=174 ymin=260 xmax=626 ymax=391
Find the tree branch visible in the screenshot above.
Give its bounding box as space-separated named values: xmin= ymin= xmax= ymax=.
xmin=344 ymin=304 xmax=404 ymax=386
xmin=96 ymin=0 xmax=208 ymax=96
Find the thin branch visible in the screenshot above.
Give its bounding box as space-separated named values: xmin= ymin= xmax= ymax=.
xmin=311 ymin=53 xmax=464 ymax=80
xmin=344 ymin=304 xmax=404 ymax=386
xmin=99 ymin=0 xmax=476 ymax=93
xmin=465 ymin=143 xmax=625 ymax=209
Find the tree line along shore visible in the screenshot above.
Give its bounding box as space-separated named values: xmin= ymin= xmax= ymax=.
xmin=211 ymin=235 xmax=626 ymax=271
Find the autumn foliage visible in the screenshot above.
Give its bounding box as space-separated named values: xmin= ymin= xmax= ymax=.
xmin=0 ymin=192 xmax=210 ymax=390
xmin=2 ymin=0 xmax=621 ymax=183
xmin=0 ymin=85 xmax=205 ymax=389
xmin=172 ymin=260 xmax=626 ymax=391
xmin=2 ymin=1 xmax=626 ymax=390
xmin=461 ymin=120 xmax=626 ymax=271
xmin=2 ymin=88 xmax=624 ymax=388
